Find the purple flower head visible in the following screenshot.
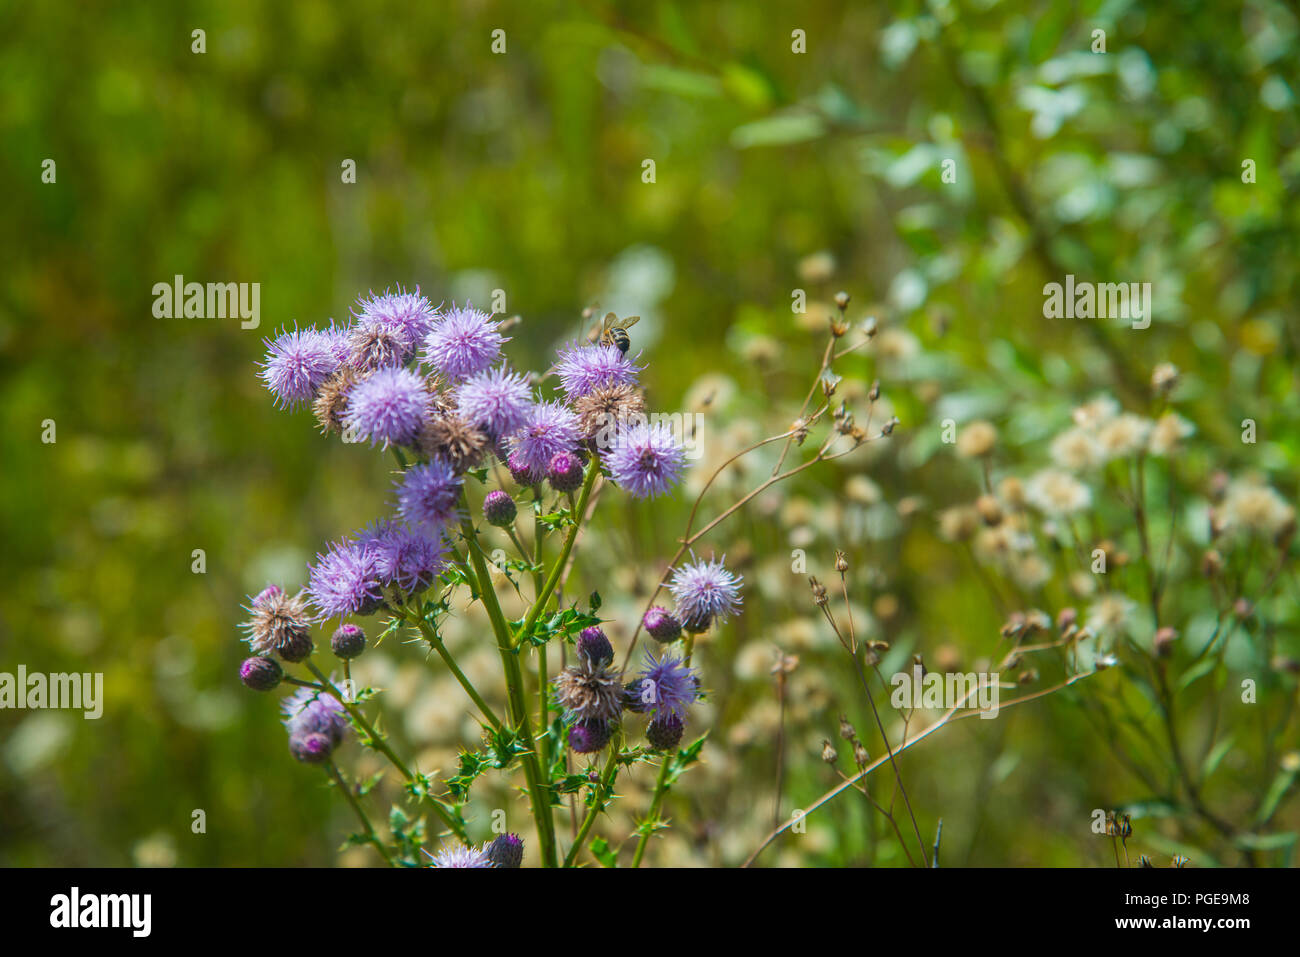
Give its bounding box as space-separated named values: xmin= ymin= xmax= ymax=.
xmin=289 ymin=732 xmax=334 ymax=764
xmin=507 ymin=450 xmax=543 ymax=486
xmin=425 ymin=842 xmax=494 ymax=868
xmin=359 ymin=521 xmax=448 ymax=594
xmin=642 ymin=606 xmax=682 ymax=643
xmin=331 ymin=623 xmax=367 ymax=660
xmin=547 ymin=452 xmax=584 ymax=493
xmin=669 ymin=555 xmax=743 ymax=632
xmin=282 ymin=686 xmax=349 ymax=745
xmin=354 ymin=287 xmax=438 ymax=353
xmin=554 ymin=343 xmax=641 ymax=400
xmin=455 ymin=365 xmax=532 ymax=439
xmin=633 ymin=651 xmax=700 ymax=725
xmin=259 ymin=327 xmax=340 ymax=409
xmin=507 ymin=400 xmax=580 ymax=476
xmin=605 ymin=421 xmax=686 ymax=499
xmin=483 ymin=490 xmax=517 ymax=527
xmin=422 ymin=304 xmax=506 ymax=380
xmin=345 ymin=366 xmax=430 ymax=448
xmin=646 ymin=713 xmax=684 ymax=751
xmin=306 ymin=539 xmax=385 ymax=620
xmin=395 ymin=460 xmax=463 ymax=532
xmin=485 ymin=833 xmax=524 ymax=868
xmin=568 ymin=719 xmax=613 ymax=754
xmin=240 ymin=656 xmax=283 ymax=691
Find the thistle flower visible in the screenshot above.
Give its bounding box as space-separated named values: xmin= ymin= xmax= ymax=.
xmin=243 ymin=586 xmax=314 ymax=662
xmin=547 ymin=451 xmax=584 ymax=493
xmin=455 ymin=365 xmax=532 ymax=439
xmin=631 ymin=651 xmax=700 ymax=725
xmin=395 ymin=460 xmax=464 ymax=532
xmin=669 ymin=556 xmax=743 ymax=633
xmin=318 ymin=322 xmax=353 ymax=366
xmin=605 ymin=421 xmax=685 ymax=499
xmin=259 ymin=327 xmax=340 ymax=409
xmin=1024 ymin=469 xmax=1092 ymax=516
xmin=356 ymin=287 xmax=438 ymax=347
xmin=289 ymin=732 xmax=334 ymax=764
xmin=331 ymin=623 xmax=366 ymax=659
xmin=482 ymin=490 xmax=517 ymax=527
xmin=554 ymin=658 xmax=624 ymax=724
xmin=348 ymin=317 xmax=412 ymax=372
xmin=554 ymin=343 xmax=641 ymax=400
xmin=507 ymin=450 xmax=543 ymax=486
xmin=646 ymin=714 xmax=684 ymax=751
xmin=239 ymin=656 xmax=283 ymax=691
xmin=313 ymin=367 xmax=361 ymax=434
xmin=573 ymin=383 xmax=646 ymax=447
xmin=507 ymin=400 xmax=580 ymax=476
xmin=484 ymin=833 xmax=524 ymax=868
xmin=345 ymin=366 xmax=431 ymax=448
xmin=576 ymin=626 xmax=614 ymax=666
xmin=642 ymin=606 xmax=681 ymax=643
xmin=426 ymin=843 xmax=494 ymax=867
xmin=414 ymin=413 xmax=488 ymax=473
xmin=282 ymin=686 xmax=349 ymax=745
xmin=359 ymin=521 xmax=448 ymax=594
xmin=422 ymin=304 xmax=505 ymax=380
xmin=306 ymin=539 xmax=385 ymax=620
xmin=567 ymin=719 xmax=612 ymax=754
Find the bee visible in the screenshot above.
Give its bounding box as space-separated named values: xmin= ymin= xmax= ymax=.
xmin=590 ymin=311 xmax=640 ymax=354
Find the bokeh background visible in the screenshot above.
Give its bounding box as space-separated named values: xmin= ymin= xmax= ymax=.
xmin=1 ymin=0 xmax=1297 ymax=866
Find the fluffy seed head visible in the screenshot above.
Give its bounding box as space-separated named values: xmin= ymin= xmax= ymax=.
xmin=669 ymin=556 xmax=744 ymax=633
xmin=243 ymin=587 xmax=314 ymax=661
xmin=573 ymin=383 xmax=646 ymax=448
xmin=554 ymin=659 xmax=624 ymax=724
xmin=414 ymin=413 xmax=488 ymax=473
xmin=314 ymin=367 xmax=362 ymax=434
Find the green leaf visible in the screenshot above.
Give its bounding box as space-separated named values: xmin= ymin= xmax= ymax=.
xmin=589 ymin=836 xmax=618 ymax=868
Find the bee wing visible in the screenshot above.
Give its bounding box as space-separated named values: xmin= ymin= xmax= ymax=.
xmin=617 ymin=315 xmax=641 ymax=331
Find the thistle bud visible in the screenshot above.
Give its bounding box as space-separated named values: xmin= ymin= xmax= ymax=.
xmin=835 ymin=550 xmax=849 ymax=573
xmin=289 ymin=731 xmax=334 ymax=764
xmin=821 ymin=740 xmax=838 ymax=764
xmin=568 ymin=719 xmax=612 ymax=754
xmin=834 ymin=291 xmax=850 ymax=310
xmin=646 ymin=714 xmax=684 ymax=751
xmin=483 ymin=490 xmax=517 ymax=528
xmin=240 ymin=656 xmax=282 ymax=691
xmin=576 ymin=626 xmax=614 ymax=666
xmin=331 ymin=623 xmax=367 ymax=660
xmin=643 ymin=606 xmax=682 ymax=643
xmin=547 ymin=452 xmax=584 ymax=493
xmin=485 ymin=833 xmax=524 ymax=868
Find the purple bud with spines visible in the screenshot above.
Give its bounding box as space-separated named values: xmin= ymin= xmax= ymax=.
xmin=289 ymin=732 xmax=334 ymax=764
xmin=547 ymin=451 xmax=584 ymax=493
xmin=643 ymin=606 xmax=681 ymax=643
xmin=507 ymin=450 xmax=543 ymax=487
xmin=331 ymin=623 xmax=366 ymax=659
xmin=646 ymin=714 xmax=684 ymax=751
xmin=568 ymin=719 xmax=613 ymax=754
xmin=485 ymin=833 xmax=524 ymax=868
xmin=576 ymin=626 xmax=614 ymax=666
xmin=240 ymin=656 xmax=283 ymax=691
xmin=483 ymin=490 xmax=517 ymax=528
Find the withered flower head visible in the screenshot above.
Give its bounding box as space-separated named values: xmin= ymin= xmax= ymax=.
xmin=313 ymin=367 xmax=361 ymax=435
xmin=573 ymin=383 xmax=645 ymax=446
xmin=414 ymin=413 xmax=488 ymax=473
xmin=554 ymin=658 xmax=624 ymax=724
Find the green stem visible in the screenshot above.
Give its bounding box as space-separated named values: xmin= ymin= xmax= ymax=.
xmin=518 ymin=455 xmax=600 ymax=643
xmin=631 ymin=635 xmax=694 ymax=867
xmin=327 ymin=760 xmax=394 ymax=867
xmin=457 ymin=498 xmax=559 ymax=868
xmin=564 ymin=729 xmax=623 ymax=867
xmin=409 ymin=612 xmax=503 ymax=731
xmin=304 ymin=659 xmax=467 ymax=843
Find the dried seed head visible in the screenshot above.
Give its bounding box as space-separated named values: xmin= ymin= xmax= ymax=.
xmin=573 ymin=383 xmax=646 ymax=445
xmin=838 ymin=714 xmax=856 ymax=741
xmin=415 ymin=413 xmax=488 ymax=473
xmin=852 ymin=739 xmax=869 ymax=768
xmin=975 ymin=495 xmax=1004 ymax=526
xmin=821 ymin=740 xmax=838 ymax=764
xmin=809 ymin=576 xmax=828 ymax=607
xmin=835 ymin=550 xmax=849 ymax=573
xmin=313 ymin=367 xmax=361 ymax=435
xmin=834 ymin=291 xmax=850 ymax=310
xmin=554 ymin=660 xmax=624 ymax=724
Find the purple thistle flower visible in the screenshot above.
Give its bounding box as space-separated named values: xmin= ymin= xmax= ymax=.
xmin=507 ymin=401 xmax=580 ymax=476
xmin=483 ymin=490 xmax=517 ymax=527
xmin=646 ymin=713 xmax=684 ymax=751
xmin=259 ymin=327 xmax=340 ymax=409
xmin=484 ymin=833 xmax=524 ymax=868
xmin=354 ymin=287 xmax=438 ymax=353
xmin=306 ymin=539 xmax=385 ymax=620
xmin=507 ymin=449 xmax=543 ymax=486
xmin=240 ymin=656 xmax=283 ymax=691
xmin=345 ymin=366 xmax=430 ymax=448
xmin=567 ymin=719 xmax=613 ymax=754
xmin=331 ymin=623 xmax=367 ymax=659
xmin=576 ymin=626 xmax=614 ymax=666
xmin=642 ymin=606 xmax=682 ymax=643
xmin=425 ymin=842 xmax=494 ymax=868
xmin=633 ymin=651 xmax=700 ymax=725
xmin=319 ymin=323 xmax=353 ymax=366
xmin=422 ymin=304 xmax=505 ymax=380
xmin=455 ymin=365 xmax=532 ymax=439
xmin=360 ymin=521 xmax=448 ymax=594
xmin=289 ymin=732 xmax=334 ymax=764
xmin=548 ymin=452 xmax=584 ymax=493
xmin=282 ymin=686 xmax=349 ymax=745
xmin=395 ymin=461 xmax=463 ymax=532
xmin=554 ymin=343 xmax=641 ymax=400
xmin=669 ymin=555 xmax=743 ymax=632
xmin=605 ymin=421 xmax=685 ymax=499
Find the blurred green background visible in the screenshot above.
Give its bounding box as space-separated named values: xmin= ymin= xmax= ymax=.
xmin=1 ymin=0 xmax=1297 ymax=866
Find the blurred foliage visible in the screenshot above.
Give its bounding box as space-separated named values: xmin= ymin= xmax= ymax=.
xmin=1 ymin=0 xmax=1297 ymax=866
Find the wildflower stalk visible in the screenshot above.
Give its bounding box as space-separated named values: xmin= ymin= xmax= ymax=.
xmin=326 ymin=760 xmax=394 ymax=867
xmin=630 ymin=635 xmax=695 ymax=867
xmin=406 ymin=611 xmax=503 ymax=731
xmin=456 ymin=499 xmax=559 ymax=867
xmin=303 ymin=658 xmax=467 ymax=843
xmin=563 ymin=727 xmax=623 ymax=867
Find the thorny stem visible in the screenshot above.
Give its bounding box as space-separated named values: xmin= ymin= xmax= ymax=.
xmin=327 ymin=760 xmax=394 ymax=867
xmin=631 ymin=635 xmax=696 ymax=867
xmin=303 ymin=659 xmax=467 ymax=843
xmin=519 ymin=455 xmax=601 ymax=643
xmin=564 ymin=728 xmax=624 ymax=867
xmin=407 ymin=611 xmax=503 ymax=731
